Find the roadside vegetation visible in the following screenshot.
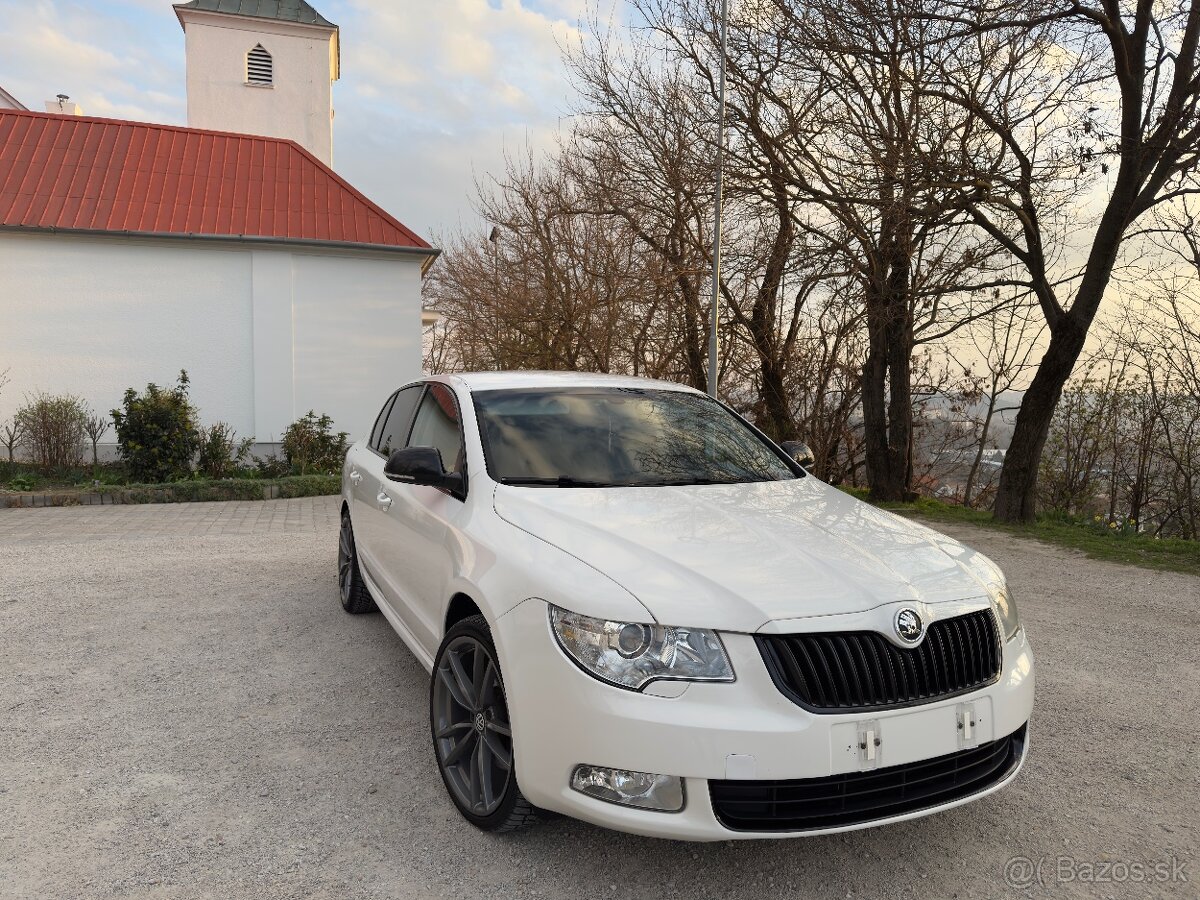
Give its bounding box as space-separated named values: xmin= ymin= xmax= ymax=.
xmin=0 ymin=369 xmax=346 ymax=503
xmin=843 ymin=488 xmax=1200 ymax=577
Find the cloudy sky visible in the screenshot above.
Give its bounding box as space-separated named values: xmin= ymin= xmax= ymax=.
xmin=0 ymin=0 xmax=610 ymax=245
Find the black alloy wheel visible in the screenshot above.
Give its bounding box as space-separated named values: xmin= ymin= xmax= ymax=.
xmin=337 ymin=511 xmax=376 ymax=614
xmin=430 ymin=615 xmax=539 ymax=831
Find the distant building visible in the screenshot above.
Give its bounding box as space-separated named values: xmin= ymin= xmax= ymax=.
xmin=0 ymin=85 xmax=26 ymax=110
xmin=0 ymin=1 xmax=436 ymax=449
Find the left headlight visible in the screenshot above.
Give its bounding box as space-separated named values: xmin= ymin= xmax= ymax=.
xmin=989 ymin=582 xmax=1021 ymax=640
xmin=549 ymin=605 xmax=734 ymax=691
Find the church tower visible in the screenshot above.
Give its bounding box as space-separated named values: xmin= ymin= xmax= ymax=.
xmin=174 ymin=0 xmax=339 ymax=166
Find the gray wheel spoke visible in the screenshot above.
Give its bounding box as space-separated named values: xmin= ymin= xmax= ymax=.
xmin=477 ymin=659 xmax=498 ymax=707
xmin=437 ymin=664 xmax=473 ymax=710
xmin=466 ymin=736 xmax=480 ymax=808
xmin=436 ymin=721 xmax=472 ymax=740
xmin=482 ymin=728 xmax=511 ymax=771
xmin=484 ymin=719 xmax=511 ymax=738
xmin=444 ymin=729 xmax=476 ymax=767
xmin=477 ymin=733 xmax=495 ymax=807
xmin=471 ymin=644 xmax=488 ymax=702
xmin=447 ymin=650 xmax=476 ymax=708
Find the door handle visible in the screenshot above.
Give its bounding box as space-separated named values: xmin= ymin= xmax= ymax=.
xmin=376 ymin=491 xmax=392 ymax=511
xmin=349 ymin=470 xmax=363 ymax=484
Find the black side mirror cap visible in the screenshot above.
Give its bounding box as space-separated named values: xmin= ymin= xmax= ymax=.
xmin=384 ymin=446 xmax=462 ymax=493
xmin=780 ymin=440 xmax=816 ymax=472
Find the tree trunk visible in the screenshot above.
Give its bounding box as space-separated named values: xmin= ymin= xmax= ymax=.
xmin=993 ymin=316 xmax=1089 ymax=522
xmin=675 ymin=273 xmax=709 ymax=393
xmin=862 ymin=305 xmax=914 ymax=502
xmin=862 ymin=219 xmax=915 ymax=503
xmin=758 ymin=354 xmax=793 ymax=441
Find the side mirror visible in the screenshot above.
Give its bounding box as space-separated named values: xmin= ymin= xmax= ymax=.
xmin=780 ymin=440 xmax=816 ymax=472
xmin=384 ymin=447 xmax=464 ymax=494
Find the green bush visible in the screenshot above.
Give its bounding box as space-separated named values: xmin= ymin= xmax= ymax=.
xmin=111 ymin=370 xmax=200 ymax=484
xmin=252 ymin=452 xmax=292 ymax=479
xmin=281 ymin=411 xmax=348 ymax=476
xmin=8 ymin=473 xmax=35 ymax=492
xmin=120 ymin=475 xmax=339 ymax=503
xmin=15 ymin=392 xmax=88 ymax=469
xmin=197 ymin=422 xmax=253 ymax=479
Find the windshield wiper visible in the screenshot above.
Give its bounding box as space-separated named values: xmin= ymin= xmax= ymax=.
xmin=499 ymin=476 xmax=617 ymax=488
xmin=654 ymin=477 xmax=730 ymax=486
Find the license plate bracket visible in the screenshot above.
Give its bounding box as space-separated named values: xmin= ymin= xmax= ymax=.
xmin=830 ymin=698 xmax=994 ymax=774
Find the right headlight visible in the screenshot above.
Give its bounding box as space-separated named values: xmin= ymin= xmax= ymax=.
xmin=989 ymin=581 xmax=1021 ymax=641
xmin=549 ymin=605 xmax=734 ymax=691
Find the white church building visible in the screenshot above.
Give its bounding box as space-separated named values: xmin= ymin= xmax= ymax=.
xmin=0 ymin=0 xmax=437 ymax=449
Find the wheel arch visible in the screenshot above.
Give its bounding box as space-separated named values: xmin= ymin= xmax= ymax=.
xmin=444 ymin=592 xmax=485 ymax=636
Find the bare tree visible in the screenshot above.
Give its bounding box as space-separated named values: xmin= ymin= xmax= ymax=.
xmin=2 ymin=418 xmax=24 ymax=464
xmin=920 ymin=0 xmax=1200 ymax=521
xmin=566 ymin=19 xmax=721 ymax=392
xmin=424 ymin=151 xmax=693 ymax=379
xmin=83 ymin=410 xmax=111 ymax=467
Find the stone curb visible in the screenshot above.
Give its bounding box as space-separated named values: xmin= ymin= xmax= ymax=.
xmin=0 ymin=484 xmax=307 ymax=509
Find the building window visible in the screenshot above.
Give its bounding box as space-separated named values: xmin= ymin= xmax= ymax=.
xmin=246 ymin=44 xmax=273 ymax=86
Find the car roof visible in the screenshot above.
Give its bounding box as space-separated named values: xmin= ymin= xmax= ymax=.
xmin=435 ymin=371 xmax=705 ymax=394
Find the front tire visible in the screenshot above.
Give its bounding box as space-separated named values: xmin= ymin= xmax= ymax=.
xmin=430 ymin=615 xmax=539 ymax=832
xmin=337 ymin=511 xmax=376 ymax=614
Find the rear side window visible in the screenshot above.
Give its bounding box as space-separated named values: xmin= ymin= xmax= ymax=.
xmin=369 ymin=394 xmax=396 ymax=450
xmin=408 ymin=383 xmax=465 ymax=474
xmin=375 ymin=385 xmax=423 ymax=456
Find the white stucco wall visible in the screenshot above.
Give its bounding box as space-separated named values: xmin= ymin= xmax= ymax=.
xmin=0 ymin=232 xmax=424 ymax=449
xmin=180 ymin=9 xmax=336 ymax=166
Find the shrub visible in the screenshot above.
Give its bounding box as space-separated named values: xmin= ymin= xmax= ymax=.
xmin=197 ymin=422 xmax=253 ymax=479
xmin=252 ymin=452 xmax=292 ymax=479
xmin=111 ymin=370 xmax=200 ymax=483
xmin=15 ymin=392 xmax=88 ymax=469
xmin=9 ymin=473 xmax=36 ymax=492
xmin=281 ymin=411 xmax=348 ymax=476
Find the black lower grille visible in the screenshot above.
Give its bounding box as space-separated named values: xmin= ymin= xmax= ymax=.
xmin=710 ymin=724 xmax=1026 ymax=832
xmin=757 ymin=608 xmax=1001 ymax=712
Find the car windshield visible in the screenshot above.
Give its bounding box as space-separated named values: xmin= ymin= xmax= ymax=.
xmin=473 ymin=387 xmax=798 ymax=487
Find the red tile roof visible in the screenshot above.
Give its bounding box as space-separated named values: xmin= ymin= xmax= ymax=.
xmin=0 ymin=109 xmax=433 ymax=256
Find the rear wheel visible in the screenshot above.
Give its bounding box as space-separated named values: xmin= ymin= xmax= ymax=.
xmin=337 ymin=511 xmax=376 ymax=614
xmin=430 ymin=615 xmax=539 ymax=832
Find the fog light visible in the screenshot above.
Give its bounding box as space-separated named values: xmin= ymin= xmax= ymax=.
xmin=570 ymin=764 xmax=685 ymax=812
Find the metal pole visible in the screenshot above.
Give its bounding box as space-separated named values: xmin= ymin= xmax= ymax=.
xmin=707 ymin=0 xmax=729 ymax=398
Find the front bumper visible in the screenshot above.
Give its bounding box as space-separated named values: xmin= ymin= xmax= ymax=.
xmin=493 ymin=598 xmax=1035 ymax=841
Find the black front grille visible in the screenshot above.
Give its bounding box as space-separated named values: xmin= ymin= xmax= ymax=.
xmin=757 ymin=608 xmax=1001 ymax=713
xmin=710 ymin=724 xmax=1026 ymax=832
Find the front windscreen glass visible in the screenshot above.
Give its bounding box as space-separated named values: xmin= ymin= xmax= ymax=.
xmin=473 ymin=387 xmax=797 ymax=487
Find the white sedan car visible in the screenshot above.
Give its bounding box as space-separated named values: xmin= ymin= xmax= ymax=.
xmin=338 ymin=372 xmax=1033 ymax=840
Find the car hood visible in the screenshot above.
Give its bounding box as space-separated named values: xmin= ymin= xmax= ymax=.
xmin=492 ymin=477 xmax=996 ymax=632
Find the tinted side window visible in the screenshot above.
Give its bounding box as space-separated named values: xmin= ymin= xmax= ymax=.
xmin=369 ymin=393 xmax=397 ymax=450
xmin=408 ymin=383 xmax=465 ymax=474
xmin=376 ymin=386 xmax=423 ymax=456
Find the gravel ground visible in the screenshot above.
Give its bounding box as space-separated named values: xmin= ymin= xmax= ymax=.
xmin=0 ymin=498 xmax=1197 ymax=899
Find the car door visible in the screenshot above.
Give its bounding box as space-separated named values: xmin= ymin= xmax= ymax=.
xmin=353 ymin=384 xmax=424 ymax=591
xmin=348 ymin=391 xmax=395 ymax=551
xmin=375 ymin=382 xmax=469 ymax=654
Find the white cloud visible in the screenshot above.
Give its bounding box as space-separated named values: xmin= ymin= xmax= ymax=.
xmin=0 ymin=1 xmax=184 ymax=122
